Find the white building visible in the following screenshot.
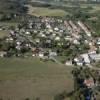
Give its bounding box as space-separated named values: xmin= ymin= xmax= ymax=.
xmin=81 ymin=54 xmax=90 ymax=64
xmin=74 ymin=58 xmax=83 ymax=66
xmin=38 ymin=52 xmax=44 ymax=58
xmin=89 ymin=54 xmax=100 ymax=62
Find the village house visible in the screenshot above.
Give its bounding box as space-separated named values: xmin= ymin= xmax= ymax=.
xmin=84 ymin=78 xmax=95 ymax=88
xmin=6 ymin=37 xmax=13 ymax=42
xmin=88 ymin=49 xmax=96 ymax=54
xmin=35 ymin=38 xmax=40 ymax=43
xmin=48 ymin=49 xmax=57 ymax=57
xmin=73 ymin=53 xmax=91 ymax=66
xmin=96 ymin=38 xmax=100 ymax=45
xmin=25 ymin=31 xmax=31 ymax=35
xmin=38 ymin=52 xmax=44 ymax=58
xmin=55 ymin=36 xmax=61 ymax=41
xmin=73 ymin=57 xmax=84 ymax=66
xmin=80 ymin=53 xmax=91 ymax=65
xmin=73 ymin=39 xmax=80 ymax=45
xmin=65 ymin=61 xmax=72 ymax=66
xmin=64 ymin=36 xmax=72 ymax=41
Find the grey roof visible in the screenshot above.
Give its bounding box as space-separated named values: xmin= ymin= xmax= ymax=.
xmin=89 ymin=54 xmax=100 ymax=60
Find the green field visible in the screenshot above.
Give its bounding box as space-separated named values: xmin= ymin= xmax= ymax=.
xmin=28 ymin=5 xmax=68 ymax=17
xmin=81 ymin=4 xmax=100 ymax=13
xmin=0 ymin=57 xmax=73 ymax=100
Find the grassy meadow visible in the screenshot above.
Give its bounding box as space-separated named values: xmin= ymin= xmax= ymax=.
xmin=0 ymin=57 xmax=73 ymax=100
xmin=28 ymin=5 xmax=67 ymax=17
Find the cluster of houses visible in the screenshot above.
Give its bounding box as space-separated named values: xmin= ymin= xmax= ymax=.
xmin=0 ymin=16 xmax=100 ymax=66
xmin=72 ymin=53 xmax=100 ymax=66
xmin=72 ymin=36 xmax=100 ymax=66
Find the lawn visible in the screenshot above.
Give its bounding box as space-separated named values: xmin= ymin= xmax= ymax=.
xmin=28 ymin=5 xmax=68 ymax=17
xmin=0 ymin=57 xmax=73 ymax=100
